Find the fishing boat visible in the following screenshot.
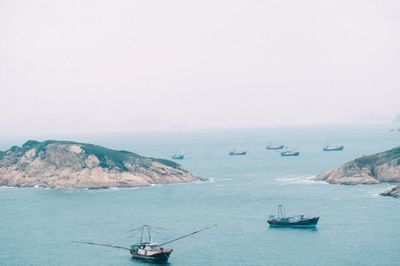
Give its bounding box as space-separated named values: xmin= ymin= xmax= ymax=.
xmin=172 ymin=154 xmax=184 ymax=160
xmin=229 ymin=149 xmax=247 ymax=156
xmin=267 ymin=205 xmax=319 ymax=228
xmin=323 ymin=145 xmax=344 ymax=151
xmin=280 ymin=150 xmax=300 ymax=156
xmin=74 ymin=224 xmax=217 ymax=264
xmin=266 ymin=144 xmax=284 ymax=150
xmin=129 ymin=225 xmax=172 ymax=263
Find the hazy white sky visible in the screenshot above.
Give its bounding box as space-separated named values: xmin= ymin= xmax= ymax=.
xmin=1 ymin=0 xmax=399 ymax=135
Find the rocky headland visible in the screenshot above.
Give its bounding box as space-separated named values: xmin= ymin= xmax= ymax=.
xmin=314 ymin=146 xmax=400 ymax=186
xmin=0 ymin=140 xmax=200 ymax=189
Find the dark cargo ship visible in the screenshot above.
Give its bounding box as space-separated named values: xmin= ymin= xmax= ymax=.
xmin=267 ymin=205 xmax=319 ymax=228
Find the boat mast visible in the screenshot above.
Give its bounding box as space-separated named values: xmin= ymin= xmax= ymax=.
xmin=278 ymin=204 xmax=284 ymax=218
xmin=147 ymin=225 xmax=152 ymax=243
xmin=140 ymin=225 xmax=145 ymax=243
xmin=139 ymin=225 xmax=153 ymax=243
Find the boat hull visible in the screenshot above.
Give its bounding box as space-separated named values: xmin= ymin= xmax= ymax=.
xmin=267 ymin=217 xmax=319 ymax=228
xmin=280 ymin=152 xmax=300 ymax=156
xmin=323 ymin=146 xmax=344 ymax=151
xmin=130 ymin=249 xmax=172 ymax=264
xmin=229 ymin=152 xmax=247 ymax=156
xmin=266 ymin=145 xmax=284 ymax=150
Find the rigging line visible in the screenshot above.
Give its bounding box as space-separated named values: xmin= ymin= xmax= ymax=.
xmin=128 ymin=226 xmax=143 ymax=232
xmin=148 ymin=225 xmax=166 ymax=230
xmin=128 ymin=230 xmax=142 ymax=239
xmin=159 ymin=224 xmax=217 ymax=247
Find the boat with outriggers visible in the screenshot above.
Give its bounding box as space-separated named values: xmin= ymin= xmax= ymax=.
xmin=75 ymin=224 xmax=217 ymax=264
xmin=267 ymin=205 xmax=319 ymax=228
xmin=323 ymin=145 xmax=344 ymax=151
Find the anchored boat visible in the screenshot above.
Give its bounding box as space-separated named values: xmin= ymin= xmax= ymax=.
xmin=129 ymin=225 xmax=172 ymax=263
xmin=75 ymin=224 xmax=217 ymax=264
xmin=172 ymin=154 xmax=185 ymax=160
xmin=229 ymin=149 xmax=247 ymax=156
xmin=266 ymin=144 xmax=284 ymax=150
xmin=323 ymin=145 xmax=344 ymax=151
xmin=280 ymin=150 xmax=300 ymax=156
xmin=267 ymin=205 xmax=319 ymax=228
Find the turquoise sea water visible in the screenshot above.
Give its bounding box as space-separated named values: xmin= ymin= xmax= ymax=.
xmin=1 ymin=125 xmax=399 ymax=266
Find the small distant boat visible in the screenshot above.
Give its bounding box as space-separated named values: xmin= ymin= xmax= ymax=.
xmin=266 ymin=144 xmax=284 ymax=150
xmin=172 ymin=154 xmax=184 ymax=160
xmin=229 ymin=149 xmax=247 ymax=156
xmin=280 ymin=151 xmax=299 ymax=156
xmin=267 ymin=205 xmax=319 ymax=228
xmin=323 ymin=145 xmax=344 ymax=151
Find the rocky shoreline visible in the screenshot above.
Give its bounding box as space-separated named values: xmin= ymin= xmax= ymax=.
xmin=314 ymin=146 xmax=400 ymax=185
xmin=314 ymin=146 xmax=400 ymax=198
xmin=0 ymin=140 xmax=201 ymax=189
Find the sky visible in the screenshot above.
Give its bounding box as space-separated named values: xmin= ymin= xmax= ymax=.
xmin=1 ymin=0 xmax=400 ymax=136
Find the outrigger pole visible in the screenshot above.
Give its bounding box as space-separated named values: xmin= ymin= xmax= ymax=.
xmin=159 ymin=224 xmax=217 ymax=247
xmin=73 ymin=224 xmax=217 ymax=250
xmin=72 ymin=241 xmax=130 ymax=250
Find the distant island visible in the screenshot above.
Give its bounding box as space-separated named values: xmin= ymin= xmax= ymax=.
xmin=0 ymin=140 xmax=200 ymax=189
xmin=394 ymin=113 xmax=400 ymax=123
xmin=315 ymin=147 xmax=400 ymax=188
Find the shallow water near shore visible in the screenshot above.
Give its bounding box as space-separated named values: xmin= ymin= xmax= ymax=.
xmin=1 ymin=125 xmax=400 ymax=266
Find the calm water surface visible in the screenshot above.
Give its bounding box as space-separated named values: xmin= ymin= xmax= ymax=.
xmin=1 ymin=126 xmax=399 ymax=266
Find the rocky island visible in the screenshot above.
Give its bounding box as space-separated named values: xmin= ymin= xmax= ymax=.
xmin=0 ymin=140 xmax=200 ymax=189
xmin=315 ymin=146 xmax=400 ymax=186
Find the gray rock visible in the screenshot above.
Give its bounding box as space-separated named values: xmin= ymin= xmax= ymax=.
xmin=0 ymin=140 xmax=200 ymax=189
xmin=380 ymin=185 xmax=400 ymax=198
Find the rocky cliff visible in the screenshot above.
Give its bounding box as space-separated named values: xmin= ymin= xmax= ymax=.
xmin=0 ymin=140 xmax=199 ymax=188
xmin=315 ymin=147 xmax=400 ymax=185
xmin=380 ymin=185 xmax=400 ymax=198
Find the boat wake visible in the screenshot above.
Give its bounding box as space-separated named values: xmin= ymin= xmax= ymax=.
xmin=205 ymin=178 xmax=216 ymax=183
xmin=274 ymin=175 xmax=324 ymax=185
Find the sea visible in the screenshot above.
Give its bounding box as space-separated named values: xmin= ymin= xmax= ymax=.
xmin=0 ymin=125 xmax=399 ymax=266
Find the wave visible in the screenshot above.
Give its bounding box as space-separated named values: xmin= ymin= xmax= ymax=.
xmin=274 ymin=175 xmax=325 ymax=185
xmin=206 ymin=178 xmax=216 ymax=183
xmin=196 ymin=177 xmax=232 ymax=184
